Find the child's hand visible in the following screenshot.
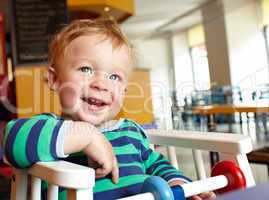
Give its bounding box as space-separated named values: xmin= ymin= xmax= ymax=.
xmin=169 ymin=180 xmax=216 ymax=200
xmin=188 ymin=192 xmax=216 ymax=200
xmin=83 ymin=132 xmax=119 ymax=184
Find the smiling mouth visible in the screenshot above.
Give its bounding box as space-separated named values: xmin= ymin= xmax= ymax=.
xmin=81 ymin=97 xmax=108 ymax=107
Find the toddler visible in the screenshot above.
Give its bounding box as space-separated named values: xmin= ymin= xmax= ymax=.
xmin=3 ymin=19 xmax=215 ymax=200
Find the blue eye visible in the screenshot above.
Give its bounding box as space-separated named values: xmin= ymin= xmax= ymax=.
xmin=109 ymin=74 xmax=121 ymax=81
xmin=79 ymin=66 xmax=93 ymax=75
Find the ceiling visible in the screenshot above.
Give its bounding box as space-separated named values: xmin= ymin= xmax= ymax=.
xmin=120 ymin=0 xmax=256 ymax=39
xmin=0 ymin=0 xmax=209 ymax=35
xmin=0 ymin=0 xmax=254 ymax=39
xmin=120 ymin=0 xmax=210 ymax=39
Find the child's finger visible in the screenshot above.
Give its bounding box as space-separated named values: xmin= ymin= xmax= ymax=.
xmin=198 ymin=192 xmax=216 ymax=200
xmin=95 ymin=161 xmax=111 ymax=177
xmin=188 ymin=195 xmax=202 ymax=200
xmin=111 ymin=158 xmax=119 ymax=184
xmin=95 ymin=167 xmax=108 ymax=178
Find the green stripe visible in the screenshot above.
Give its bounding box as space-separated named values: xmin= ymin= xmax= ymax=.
xmin=33 ymin=114 xmax=52 ymax=120
xmin=105 ymin=130 xmax=142 ymax=141
xmin=120 ymin=120 xmax=137 ymax=128
xmin=119 ymin=162 xmax=146 ymax=173
xmin=94 ymin=174 xmax=149 ymax=193
xmin=163 ymin=171 xmax=181 ymax=178
xmin=37 ymin=119 xmax=59 ymax=161
xmin=157 ymin=169 xmax=179 ymax=177
xmin=144 ymin=152 xmax=160 ymax=169
xmin=105 ymin=130 xmax=149 ymax=150
xmin=58 ymin=190 xmax=67 ymax=200
xmin=114 ymin=144 xmax=138 ymax=155
xmin=119 ymin=161 xmax=144 ymax=169
xmin=13 ymin=119 xmax=39 ymax=167
xmin=151 ymin=162 xmax=180 ymax=176
xmin=3 ymin=120 xmax=16 ymax=148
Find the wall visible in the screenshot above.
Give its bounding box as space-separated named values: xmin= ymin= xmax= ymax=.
xmin=116 ymin=68 xmax=154 ymax=124
xmin=133 ymin=37 xmax=174 ymax=124
xmin=171 ymin=30 xmax=194 ymax=106
xmin=224 ymin=0 xmax=269 ymax=99
xmin=14 ymin=66 xmax=61 ymax=118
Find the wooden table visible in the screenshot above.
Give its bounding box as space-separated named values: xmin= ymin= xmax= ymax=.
xmin=192 ymin=103 xmax=269 ymax=168
xmin=193 ymin=104 xmax=269 ymax=115
xmin=193 ymin=103 xmax=269 ymax=131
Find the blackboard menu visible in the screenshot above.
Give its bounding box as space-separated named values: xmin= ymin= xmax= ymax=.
xmin=11 ymin=0 xmax=68 ymax=66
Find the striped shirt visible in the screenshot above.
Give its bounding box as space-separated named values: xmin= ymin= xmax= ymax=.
xmin=3 ymin=113 xmax=191 ymax=199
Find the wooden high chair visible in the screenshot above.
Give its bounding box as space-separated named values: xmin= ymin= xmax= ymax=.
xmin=7 ymin=129 xmax=255 ymax=200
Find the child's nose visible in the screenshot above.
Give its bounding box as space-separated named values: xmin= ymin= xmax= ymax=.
xmin=90 ymin=79 xmax=108 ymax=91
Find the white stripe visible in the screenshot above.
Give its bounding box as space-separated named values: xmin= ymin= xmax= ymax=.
xmin=56 ymin=120 xmax=72 ymax=158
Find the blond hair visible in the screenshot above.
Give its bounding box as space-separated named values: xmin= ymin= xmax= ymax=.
xmin=48 ymin=19 xmax=134 ymax=69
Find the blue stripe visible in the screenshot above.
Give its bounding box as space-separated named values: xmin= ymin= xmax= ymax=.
xmin=26 ymin=120 xmax=46 ymax=163
xmin=116 ymin=154 xmax=142 ymax=163
xmin=141 ymin=149 xmax=153 ymax=160
xmin=162 ymin=171 xmax=179 ymax=179
xmin=146 ymin=156 xmax=169 ymax=174
xmin=106 ymin=126 xmax=139 ymax=134
xmin=50 ymin=120 xmax=63 ymax=158
xmin=4 ymin=119 xmax=28 ymax=168
xmin=94 ymin=182 xmax=143 ymax=199
xmin=164 ymin=174 xmax=192 ymax=182
xmin=98 ymin=166 xmax=144 ymax=181
xmin=153 ymin=166 xmax=175 ymax=176
xmin=126 ymin=119 xmax=148 ymax=138
xmin=109 ymin=136 xmax=147 ymax=153
xmin=119 ymin=166 xmax=144 ymax=177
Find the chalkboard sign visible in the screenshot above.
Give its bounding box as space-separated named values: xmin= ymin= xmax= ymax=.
xmin=11 ymin=0 xmax=68 ymax=66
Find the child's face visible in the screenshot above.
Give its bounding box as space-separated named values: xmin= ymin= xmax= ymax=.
xmin=50 ymin=35 xmax=131 ymax=125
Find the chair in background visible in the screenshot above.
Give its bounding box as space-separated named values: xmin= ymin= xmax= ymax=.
xmin=182 ymin=86 xmax=243 ymax=131
xmin=247 ymin=84 xmax=269 ymax=174
xmin=252 ymin=83 xmax=269 ymax=136
xmin=181 ymin=90 xmax=212 ymax=129
xmin=7 ymin=129 xmax=255 ymax=200
xmin=210 ymin=85 xmax=243 ymax=125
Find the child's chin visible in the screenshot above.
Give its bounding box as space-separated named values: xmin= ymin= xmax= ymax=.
xmin=79 ymin=114 xmax=105 ymax=125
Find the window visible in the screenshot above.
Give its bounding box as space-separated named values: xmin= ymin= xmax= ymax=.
xmin=264 ymin=25 xmax=269 ymax=64
xmin=190 ymin=44 xmax=210 ymax=90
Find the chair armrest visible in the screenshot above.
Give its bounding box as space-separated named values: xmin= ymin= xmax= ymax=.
xmin=147 ymin=129 xmax=253 ymax=154
xmin=28 ymin=161 xmax=95 ymax=189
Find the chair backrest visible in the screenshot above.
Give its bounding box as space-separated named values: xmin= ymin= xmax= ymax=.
xmin=9 ymin=160 xmax=95 ymax=200
xmin=252 ymin=84 xmax=269 ymax=100
xmin=7 ymin=129 xmax=255 ymax=200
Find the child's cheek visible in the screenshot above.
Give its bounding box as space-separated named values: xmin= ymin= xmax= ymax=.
xmin=59 ymin=84 xmax=81 ymax=109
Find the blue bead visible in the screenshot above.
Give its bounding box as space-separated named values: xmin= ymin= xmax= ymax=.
xmin=171 ymin=185 xmax=186 ymax=200
xmin=141 ymin=176 xmax=175 ymax=200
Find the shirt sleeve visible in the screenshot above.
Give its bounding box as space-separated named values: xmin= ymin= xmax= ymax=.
xmin=132 ymin=122 xmax=192 ymax=183
xmin=2 ymin=114 xmax=70 ymax=168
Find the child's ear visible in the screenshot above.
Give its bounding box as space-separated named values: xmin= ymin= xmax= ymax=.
xmin=46 ymin=67 xmax=60 ymax=91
